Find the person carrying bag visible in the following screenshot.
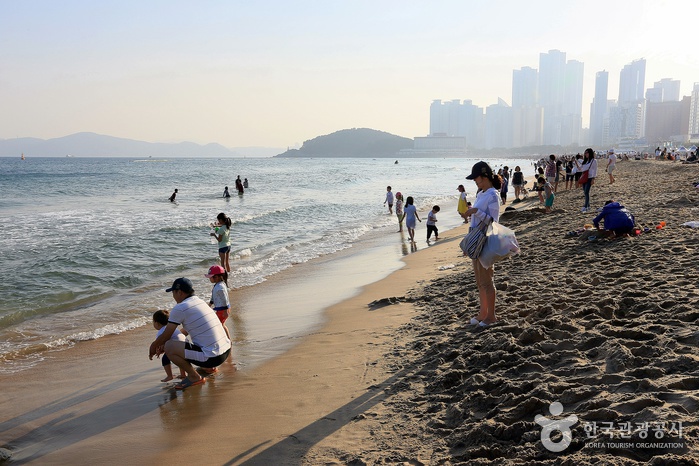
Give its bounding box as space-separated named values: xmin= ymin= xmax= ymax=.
xmin=461 ymin=161 xmax=502 ymax=327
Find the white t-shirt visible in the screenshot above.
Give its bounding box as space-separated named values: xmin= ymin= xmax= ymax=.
xmin=385 ymin=191 xmax=394 ymax=204
xmin=157 ymin=326 xmax=186 ymax=342
xmin=470 ymin=187 xmax=500 ymax=228
xmin=427 ymin=210 xmax=437 ymax=226
xmin=169 ymin=296 xmax=231 ymax=357
xmin=608 ymin=153 xmax=617 ymax=167
xmin=210 ymin=281 xmax=230 ymax=311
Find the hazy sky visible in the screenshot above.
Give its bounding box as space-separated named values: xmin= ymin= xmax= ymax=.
xmin=2 ymin=0 xmax=698 ymax=148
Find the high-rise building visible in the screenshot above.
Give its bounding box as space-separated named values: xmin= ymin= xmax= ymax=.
xmin=561 ymin=60 xmax=584 ymax=145
xmin=609 ymin=58 xmax=647 ymax=143
xmin=646 ymin=78 xmax=681 ymax=103
xmin=484 ymin=98 xmax=513 ymax=149
xmin=428 ymin=99 xmax=484 ymax=147
xmin=538 ymin=50 xmax=566 ymax=145
xmin=689 ymin=83 xmax=699 ymax=136
xmin=590 ymin=71 xmax=609 ymax=146
xmin=512 ymin=66 xmax=538 ymax=108
xmin=618 ymin=58 xmax=646 ymax=105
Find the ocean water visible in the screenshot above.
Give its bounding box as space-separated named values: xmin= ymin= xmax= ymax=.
xmin=0 ymin=156 xmax=536 ymax=373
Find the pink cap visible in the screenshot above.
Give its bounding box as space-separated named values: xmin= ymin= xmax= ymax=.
xmin=205 ymin=265 xmax=226 ymax=277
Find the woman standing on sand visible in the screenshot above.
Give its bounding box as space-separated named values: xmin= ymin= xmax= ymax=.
xmin=574 ymin=148 xmax=598 ymax=213
xmin=464 ymin=161 xmax=501 ymax=327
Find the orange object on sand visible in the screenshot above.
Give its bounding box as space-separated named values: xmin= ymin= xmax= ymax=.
xmin=656 ymin=221 xmax=666 ymax=229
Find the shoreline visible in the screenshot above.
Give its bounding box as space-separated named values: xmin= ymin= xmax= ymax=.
xmin=7 ymin=161 xmax=691 ymax=464
xmin=0 ymin=197 xmax=473 ymax=464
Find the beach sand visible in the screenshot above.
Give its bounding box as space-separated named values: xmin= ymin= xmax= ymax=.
xmin=2 ymin=160 xmax=698 ymax=465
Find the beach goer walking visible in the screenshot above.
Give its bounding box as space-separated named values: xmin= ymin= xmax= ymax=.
xmin=574 ymin=148 xmax=598 ymax=213
xmin=384 ymin=186 xmax=394 ymax=214
xmin=500 ymin=166 xmax=509 ymax=205
xmin=554 ymin=160 xmax=563 ymax=192
xmin=210 ymin=212 xmax=232 ymax=273
xmin=565 ymin=159 xmax=574 ymax=190
xmin=545 ymin=155 xmax=556 ymax=185
xmin=149 ymin=278 xmax=232 ymax=390
xmin=426 ymin=205 xmax=440 ymax=241
xmin=395 ymin=192 xmax=404 ymax=232
xmin=511 ymin=167 xmax=524 ymax=200
xmin=223 ymin=186 xmax=231 ymax=198
xmin=606 ymin=149 xmax=617 ymax=184
xmin=206 ymin=265 xmax=231 ymax=339
xmin=457 ymin=184 xmax=469 ymax=221
xmin=464 ymin=161 xmax=501 ymax=327
xmin=573 ymin=153 xmax=583 ymax=188
xmin=235 ymin=176 xmax=244 ymax=195
xmin=169 ymin=189 xmax=178 ymax=203
xmin=152 ymin=309 xmax=187 ymax=382
xmin=401 ymin=196 xmax=421 ymax=243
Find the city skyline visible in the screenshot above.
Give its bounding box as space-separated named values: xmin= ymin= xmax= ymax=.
xmin=2 ymin=1 xmax=699 ymax=148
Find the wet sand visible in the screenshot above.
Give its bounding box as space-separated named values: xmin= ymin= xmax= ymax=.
xmin=2 ymin=160 xmax=698 ymax=465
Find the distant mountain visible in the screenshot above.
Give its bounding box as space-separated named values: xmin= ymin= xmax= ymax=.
xmin=275 ymin=128 xmax=413 ymax=158
xmin=0 ymin=132 xmax=243 ymax=158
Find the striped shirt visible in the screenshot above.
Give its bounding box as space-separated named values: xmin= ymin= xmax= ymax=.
xmin=169 ymin=296 xmax=231 ymax=358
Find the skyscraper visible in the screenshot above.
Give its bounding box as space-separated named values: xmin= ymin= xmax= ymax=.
xmin=538 ymin=50 xmax=566 ymax=145
xmin=646 ymin=78 xmax=681 ymax=103
xmin=512 ymin=66 xmax=538 ymax=108
xmin=590 ymin=71 xmax=609 ymax=146
xmin=618 ymin=58 xmax=646 ymax=105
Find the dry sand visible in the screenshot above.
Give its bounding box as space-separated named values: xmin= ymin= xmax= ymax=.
xmin=2 ymin=160 xmax=698 ymax=465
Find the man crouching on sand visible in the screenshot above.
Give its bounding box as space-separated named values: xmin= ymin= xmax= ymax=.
xmin=149 ymin=277 xmax=232 ymax=390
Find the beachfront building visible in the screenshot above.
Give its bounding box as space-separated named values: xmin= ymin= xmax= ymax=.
xmin=606 ymin=59 xmax=647 ymax=145
xmin=537 ymin=50 xmax=584 ymax=146
xmin=429 ymin=99 xmax=484 ymax=148
xmin=646 ymin=96 xmax=691 ymax=145
xmin=646 ymin=78 xmax=681 ymax=103
xmin=590 ymin=71 xmax=609 ymax=146
xmin=484 ymin=98 xmax=513 ymax=149
xmin=689 ymin=83 xmax=699 ymax=138
xmin=512 ymin=66 xmax=543 ymax=147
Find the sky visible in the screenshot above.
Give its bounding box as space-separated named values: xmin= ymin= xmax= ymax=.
xmin=2 ymin=0 xmax=698 ymax=149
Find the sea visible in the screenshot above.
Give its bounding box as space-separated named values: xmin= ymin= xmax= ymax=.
xmin=0 ymin=155 xmax=537 ymax=374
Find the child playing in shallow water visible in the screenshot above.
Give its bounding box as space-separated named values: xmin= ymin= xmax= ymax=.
xmin=152 ymin=309 xmax=187 ymax=382
xmin=395 ymin=192 xmax=404 ymax=232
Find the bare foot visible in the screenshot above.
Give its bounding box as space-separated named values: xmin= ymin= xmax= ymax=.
xmin=177 ymin=374 xmax=186 ymax=379
xmin=161 ymin=375 xmax=174 ymax=382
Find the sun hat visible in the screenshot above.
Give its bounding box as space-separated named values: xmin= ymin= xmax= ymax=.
xmin=466 ymin=161 xmax=493 ymax=180
xmin=395 ymin=191 xmax=402 ymax=197
xmin=165 ymin=277 xmax=194 ymax=293
xmin=205 ymin=265 xmax=226 ymax=278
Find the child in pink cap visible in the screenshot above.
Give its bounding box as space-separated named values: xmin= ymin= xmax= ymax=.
xmin=205 ymin=265 xmax=231 ymax=340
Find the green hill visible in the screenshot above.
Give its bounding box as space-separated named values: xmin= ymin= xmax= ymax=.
xmin=275 ymin=128 xmax=413 ymax=158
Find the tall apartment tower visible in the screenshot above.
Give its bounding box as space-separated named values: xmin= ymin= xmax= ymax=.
xmin=610 ymin=58 xmax=647 ymax=142
xmin=689 ymin=83 xmax=699 ymax=136
xmin=561 ymin=59 xmax=584 ymax=145
xmin=512 ymin=66 xmax=538 ymax=108
xmin=619 ymin=58 xmax=646 ymax=105
xmin=590 ymin=71 xmax=609 ymax=146
xmin=512 ymin=66 xmax=542 ymax=147
xmin=646 ymin=78 xmax=681 ymax=103
xmin=538 ymin=50 xmax=567 ymax=145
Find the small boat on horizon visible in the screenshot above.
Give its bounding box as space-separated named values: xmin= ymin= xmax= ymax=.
xmin=21 ymin=153 xmax=25 ymax=160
